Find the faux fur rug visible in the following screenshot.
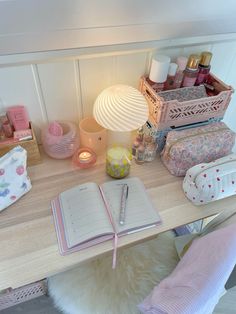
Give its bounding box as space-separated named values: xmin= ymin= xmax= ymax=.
xmin=48 ymin=231 xmax=179 ymax=314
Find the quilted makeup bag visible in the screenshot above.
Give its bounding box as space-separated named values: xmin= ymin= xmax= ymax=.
xmin=183 ymin=154 xmax=236 ymax=205
xmin=0 ymin=146 xmax=31 ymax=212
xmin=161 ymin=122 xmax=235 ymax=176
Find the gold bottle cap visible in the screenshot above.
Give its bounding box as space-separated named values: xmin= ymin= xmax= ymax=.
xmin=200 ymin=51 xmax=212 ymax=66
xmin=186 ymin=54 xmax=200 ymax=70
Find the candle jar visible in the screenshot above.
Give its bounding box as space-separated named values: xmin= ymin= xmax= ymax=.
xmin=106 ymin=146 xmax=132 ymax=179
xmin=72 ymin=147 xmax=97 ymax=169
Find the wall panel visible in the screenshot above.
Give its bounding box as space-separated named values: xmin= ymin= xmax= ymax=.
xmin=0 ymin=65 xmax=46 ymax=137
xmin=37 ymin=61 xmax=81 ymax=123
xmin=0 ymin=39 xmax=235 ymax=149
xmin=79 ymin=56 xmax=114 ymax=117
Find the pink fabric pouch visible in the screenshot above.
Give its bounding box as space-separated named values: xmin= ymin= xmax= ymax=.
xmin=161 ymin=122 xmax=235 ymax=176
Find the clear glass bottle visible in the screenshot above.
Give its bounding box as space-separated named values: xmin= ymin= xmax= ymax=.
xmin=164 ymin=63 xmax=178 ymax=90
xmin=135 ymin=144 xmax=145 ymax=165
xmin=144 ymin=142 xmax=157 ymax=162
xmin=195 ymin=51 xmax=212 ymax=86
xmin=182 ymin=54 xmax=200 ymax=87
xmin=132 ymin=140 xmax=140 ymax=158
xmin=173 ymin=56 xmax=188 ymax=88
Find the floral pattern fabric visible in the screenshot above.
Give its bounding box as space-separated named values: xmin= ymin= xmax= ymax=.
xmin=161 ymin=122 xmax=235 ymax=176
xmin=183 ymin=154 xmax=236 ymax=205
xmin=0 ymin=146 xmax=31 ymax=211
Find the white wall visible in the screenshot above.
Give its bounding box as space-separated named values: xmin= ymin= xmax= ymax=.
xmin=0 ymin=38 xmax=235 ymax=150
xmin=0 ymin=1 xmax=235 ymax=150
xmin=0 ymin=0 xmax=236 ymax=55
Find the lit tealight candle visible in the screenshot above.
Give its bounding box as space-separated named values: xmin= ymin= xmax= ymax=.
xmin=79 ymin=151 xmax=92 ymax=162
xmin=72 ymin=148 xmax=97 ymax=169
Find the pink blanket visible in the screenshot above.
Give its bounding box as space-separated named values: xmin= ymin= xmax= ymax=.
xmin=139 ymin=224 xmax=236 ymax=314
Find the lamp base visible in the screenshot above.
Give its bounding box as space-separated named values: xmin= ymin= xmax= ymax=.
xmin=107 ymin=130 xmax=135 ymax=148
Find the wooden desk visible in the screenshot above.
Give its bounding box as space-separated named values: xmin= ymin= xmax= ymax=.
xmin=0 ymin=151 xmax=236 ymax=291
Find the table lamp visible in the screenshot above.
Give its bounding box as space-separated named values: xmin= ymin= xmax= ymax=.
xmin=93 ymin=84 xmax=148 ymax=178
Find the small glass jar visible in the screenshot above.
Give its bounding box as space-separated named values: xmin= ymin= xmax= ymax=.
xmin=135 ymin=144 xmax=145 ymax=165
xmin=106 ymin=146 xmax=132 ymax=178
xmin=144 ymin=143 xmax=157 ymax=162
xmin=132 ymin=140 xmax=140 ymax=158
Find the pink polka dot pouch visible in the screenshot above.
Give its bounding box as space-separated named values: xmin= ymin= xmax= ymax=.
xmin=183 ymin=154 xmax=236 ymax=205
xmin=0 ymin=146 xmax=31 ymax=211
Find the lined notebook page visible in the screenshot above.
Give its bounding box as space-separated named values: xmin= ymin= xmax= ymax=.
xmin=101 ymin=177 xmax=161 ymax=234
xmin=59 ymin=182 xmax=114 ymax=248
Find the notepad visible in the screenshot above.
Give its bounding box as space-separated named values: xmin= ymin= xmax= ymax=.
xmin=51 ymin=177 xmax=161 ymax=255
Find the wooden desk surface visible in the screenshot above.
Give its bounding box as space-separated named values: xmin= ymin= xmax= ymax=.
xmin=0 ymin=150 xmax=236 ymax=291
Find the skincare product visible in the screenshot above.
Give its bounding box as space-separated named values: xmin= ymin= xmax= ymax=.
xmin=195 ymin=51 xmax=213 ymax=85
xmin=164 ymin=63 xmax=178 ymax=90
xmin=174 ymin=56 xmax=188 ymax=88
xmin=147 ymin=55 xmax=171 ymax=92
xmin=182 ymin=54 xmax=200 ymax=87
xmin=7 ymin=105 xmax=29 ymax=131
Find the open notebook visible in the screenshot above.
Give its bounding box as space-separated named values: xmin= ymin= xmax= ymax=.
xmin=51 ymin=177 xmax=161 ymax=255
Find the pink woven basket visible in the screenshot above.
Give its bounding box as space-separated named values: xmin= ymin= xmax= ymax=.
xmin=0 ymin=280 xmax=47 ymax=310
xmin=139 ymin=74 xmax=234 ymax=130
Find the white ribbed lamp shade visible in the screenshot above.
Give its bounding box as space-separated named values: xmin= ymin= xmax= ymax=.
xmin=93 ymin=85 xmax=148 ymax=132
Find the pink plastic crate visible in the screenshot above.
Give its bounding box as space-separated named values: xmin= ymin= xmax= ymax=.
xmin=139 ymin=74 xmax=234 ymax=130
xmin=0 ymin=280 xmax=47 ymax=310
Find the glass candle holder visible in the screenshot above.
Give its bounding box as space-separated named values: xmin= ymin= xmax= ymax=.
xmin=79 ymin=117 xmax=107 ymax=155
xmin=72 ymin=147 xmax=97 ymax=169
xmin=106 ymin=146 xmax=132 ymax=179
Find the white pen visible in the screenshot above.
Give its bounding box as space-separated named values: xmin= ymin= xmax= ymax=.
xmin=119 ymin=184 xmax=129 ymax=225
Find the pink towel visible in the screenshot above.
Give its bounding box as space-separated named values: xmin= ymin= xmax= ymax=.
xmin=139 ymin=224 xmax=236 ymax=314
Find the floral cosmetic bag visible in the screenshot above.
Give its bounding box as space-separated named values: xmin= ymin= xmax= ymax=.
xmin=0 ymin=146 xmax=32 ymax=212
xmin=161 ymin=122 xmax=235 ymax=176
xmin=183 ymin=154 xmax=236 ymax=205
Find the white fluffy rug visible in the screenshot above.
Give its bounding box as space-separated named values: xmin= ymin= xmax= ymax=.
xmin=48 ymin=231 xmax=179 ymax=314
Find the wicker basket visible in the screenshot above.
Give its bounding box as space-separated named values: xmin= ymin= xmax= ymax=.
xmin=0 ymin=280 xmax=47 ymax=310
xmin=139 ymin=74 xmax=234 ymax=130
xmin=0 ymin=122 xmax=41 ymax=166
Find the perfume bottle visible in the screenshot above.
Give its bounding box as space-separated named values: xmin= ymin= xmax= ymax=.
xmin=182 ymin=54 xmax=200 ymax=87
xmin=144 ymin=142 xmax=157 ymax=162
xmin=195 ymin=51 xmax=212 ymax=86
xmin=132 ymin=140 xmax=140 ymax=158
xmin=174 ymin=56 xmax=188 ymax=88
xmin=147 ymin=55 xmax=170 ymax=92
xmin=1 ymin=116 xmax=13 ymax=138
xmin=164 ymin=63 xmax=178 ymax=90
xmin=135 ymin=144 xmax=145 ymax=165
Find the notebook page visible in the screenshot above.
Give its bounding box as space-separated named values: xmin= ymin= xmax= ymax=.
xmin=59 ymin=182 xmax=114 ymax=248
xmin=100 ymin=177 xmax=161 ymax=234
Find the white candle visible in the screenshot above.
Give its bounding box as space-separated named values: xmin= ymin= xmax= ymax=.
xmin=79 ymin=151 xmax=92 ymax=162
